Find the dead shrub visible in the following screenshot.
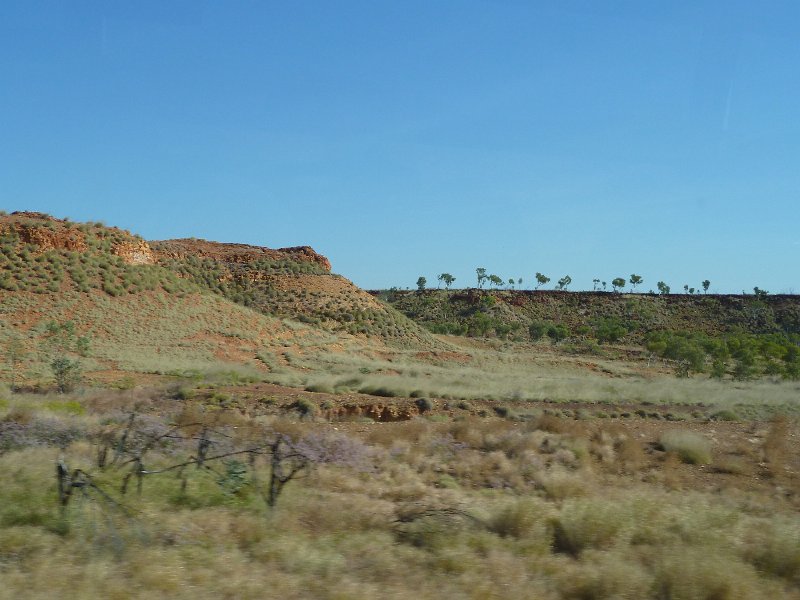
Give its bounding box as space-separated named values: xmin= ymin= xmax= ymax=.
xmin=615 ymin=436 xmax=646 ymax=473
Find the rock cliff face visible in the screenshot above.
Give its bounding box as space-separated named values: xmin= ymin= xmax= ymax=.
xmin=112 ymin=240 xmax=155 ymax=265
xmin=0 ymin=213 xmax=327 ymax=271
xmin=153 ymin=239 xmax=331 ymax=272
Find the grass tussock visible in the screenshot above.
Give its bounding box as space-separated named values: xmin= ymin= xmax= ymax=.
xmin=659 ymin=430 xmax=713 ymax=465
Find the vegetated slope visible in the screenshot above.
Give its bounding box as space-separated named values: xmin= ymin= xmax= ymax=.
xmin=0 ymin=212 xmax=348 ymax=383
xmin=379 ymin=288 xmax=800 ymax=341
xmin=0 ymin=212 xmax=435 ymax=346
xmin=376 ymin=289 xmax=800 ymax=380
xmin=0 ymin=212 xmax=440 ymax=386
xmin=152 ymin=238 xmax=437 ymax=345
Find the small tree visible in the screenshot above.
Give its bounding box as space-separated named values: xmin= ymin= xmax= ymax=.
xmin=629 ymin=274 xmax=643 ymax=292
xmin=555 ymin=275 xmax=572 ymax=291
xmin=529 ymin=321 xmax=549 ymax=340
xmin=702 ymin=280 xmax=711 ymax=294
xmin=547 ymin=324 xmax=569 ymax=343
xmin=476 ymin=268 xmax=487 ymax=289
xmin=657 ymin=281 xmax=670 ymax=295
xmin=534 ymin=272 xmax=550 ymax=290
xmin=611 ymin=277 xmax=626 ymax=293
xmin=42 ymin=321 xmax=89 ymax=393
xmin=51 ymin=357 xmax=82 ymax=394
xmin=438 ymin=273 xmax=455 ymax=290
xmin=488 ymin=274 xmax=503 ymax=289
xmin=416 ymin=276 xmax=427 ymax=292
xmin=594 ymin=317 xmax=627 ymax=344
xmin=592 ymin=278 xmax=600 ymax=291
xmin=683 ymin=284 xmax=689 ymax=294
xmin=508 ymin=278 xmax=515 ymax=289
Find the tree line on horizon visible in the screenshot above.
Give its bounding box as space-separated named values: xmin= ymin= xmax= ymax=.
xmin=411 ymin=270 xmax=730 ymax=296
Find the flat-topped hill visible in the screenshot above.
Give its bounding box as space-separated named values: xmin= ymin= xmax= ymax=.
xmin=0 ymin=211 xmax=433 ymax=343
xmin=376 ymin=288 xmax=800 ymax=341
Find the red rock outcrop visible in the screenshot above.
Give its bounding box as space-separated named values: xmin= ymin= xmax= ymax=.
xmin=2 ymin=212 xmax=87 ymax=252
xmin=2 ymin=212 xmax=156 ymax=265
xmin=112 ymin=240 xmax=155 ymax=265
xmin=153 ymin=239 xmax=331 ymax=272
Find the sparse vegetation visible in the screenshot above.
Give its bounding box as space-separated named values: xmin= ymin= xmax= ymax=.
xmin=1 ymin=212 xmax=799 ymax=599
xmin=0 ymin=392 xmax=797 ymax=599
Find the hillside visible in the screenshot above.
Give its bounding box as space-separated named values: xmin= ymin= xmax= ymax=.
xmin=0 ymin=212 xmax=436 ymax=388
xmin=377 ymin=288 xmax=800 ymax=340
xmin=152 ymin=237 xmax=434 ymax=344
xmin=2 ymin=211 xmax=798 ymax=390
xmin=375 ymin=288 xmax=800 ymax=380
xmin=0 ymin=211 xmax=432 ymax=342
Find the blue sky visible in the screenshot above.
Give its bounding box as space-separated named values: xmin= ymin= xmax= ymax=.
xmin=1 ymin=1 xmax=798 ymax=293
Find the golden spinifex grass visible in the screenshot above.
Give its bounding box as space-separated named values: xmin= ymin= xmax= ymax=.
xmin=288 ymin=340 xmax=800 ymax=417
xmin=1 ymin=387 xmax=799 ymax=599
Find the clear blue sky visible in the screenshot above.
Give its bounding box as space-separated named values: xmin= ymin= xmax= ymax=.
xmin=1 ymin=1 xmax=798 ymax=293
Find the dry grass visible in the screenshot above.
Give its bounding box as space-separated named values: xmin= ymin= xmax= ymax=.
xmin=659 ymin=430 xmax=713 ymax=465
xmin=764 ymin=415 xmax=790 ymax=476
xmin=0 ymin=382 xmax=799 ymax=599
xmin=281 ymin=339 xmax=800 ymax=420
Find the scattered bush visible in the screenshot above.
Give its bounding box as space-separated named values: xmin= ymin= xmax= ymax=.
xmin=659 ymin=430 xmax=712 ymax=465
xmin=415 ymin=398 xmax=433 ymax=413
xmin=294 ymin=397 xmax=318 ymax=418
xmin=305 ymin=383 xmax=334 ymax=394
xmin=710 ymin=409 xmax=739 ymax=422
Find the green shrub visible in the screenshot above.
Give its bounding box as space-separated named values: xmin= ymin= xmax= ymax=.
xmin=710 ymin=409 xmax=739 ymax=422
xmin=358 ymin=385 xmax=401 ymax=398
xmin=547 ymin=324 xmax=569 ymax=344
xmin=305 ymin=383 xmax=334 ymax=394
xmin=295 ymin=397 xmax=317 ymax=418
xmin=415 ymin=398 xmax=433 ymax=413
xmin=593 ymin=317 xmax=628 ymax=344
xmin=493 ymin=405 xmax=517 ymax=419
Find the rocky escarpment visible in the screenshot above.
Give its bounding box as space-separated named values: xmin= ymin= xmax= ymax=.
xmin=152 ymin=237 xmax=436 ymax=345
xmin=1 ymin=211 xmax=155 ymax=266
xmin=153 ymin=238 xmax=331 ymax=272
